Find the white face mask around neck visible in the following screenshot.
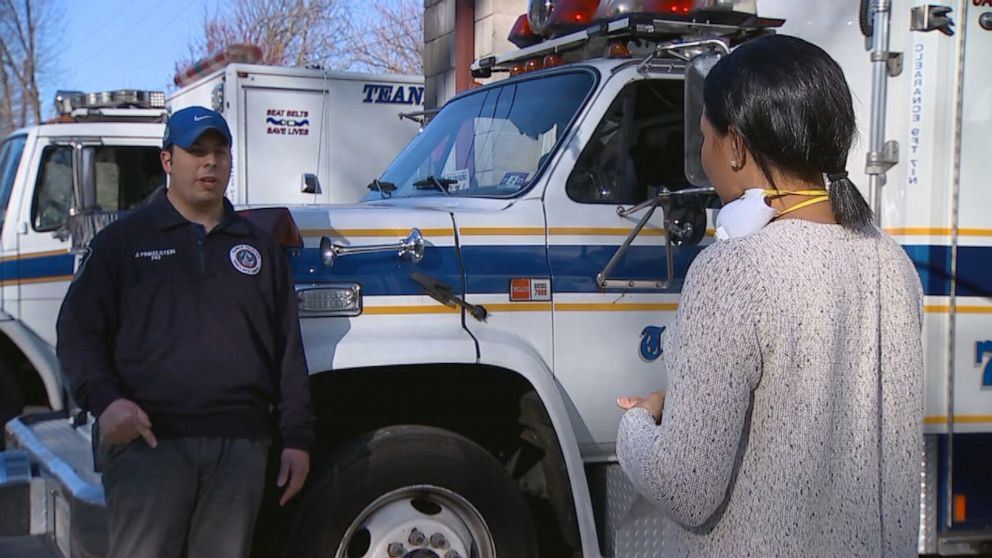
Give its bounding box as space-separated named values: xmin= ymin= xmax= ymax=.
xmin=714 ymin=188 xmax=776 ymax=240
xmin=714 ymin=187 xmax=831 ymax=240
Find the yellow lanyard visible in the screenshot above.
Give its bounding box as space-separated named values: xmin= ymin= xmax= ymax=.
xmin=762 ymin=189 xmax=830 ymax=218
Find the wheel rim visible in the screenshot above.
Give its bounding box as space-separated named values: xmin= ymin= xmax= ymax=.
xmin=334 ymin=484 xmax=496 ymax=558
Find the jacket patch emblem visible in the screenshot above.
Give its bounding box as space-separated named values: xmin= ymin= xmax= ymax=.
xmin=230 ymin=244 xmax=262 ymax=275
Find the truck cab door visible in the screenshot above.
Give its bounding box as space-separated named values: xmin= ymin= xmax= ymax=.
xmin=544 ymin=73 xmax=709 ymax=458
xmin=14 ymin=139 xmax=163 ymax=346
xmin=0 ymin=134 xmax=29 ymax=318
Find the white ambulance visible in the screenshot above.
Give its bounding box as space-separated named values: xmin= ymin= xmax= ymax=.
xmin=0 ymin=59 xmax=423 ymax=442
xmin=2 ymin=1 xmax=989 ymax=557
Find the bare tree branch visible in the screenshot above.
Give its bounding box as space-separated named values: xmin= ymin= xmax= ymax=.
xmin=176 ymin=0 xmax=355 ymax=80
xmin=348 ymin=0 xmax=423 ymax=75
xmin=0 ymin=0 xmax=57 ymax=134
xmin=178 ymin=0 xmax=423 ymax=81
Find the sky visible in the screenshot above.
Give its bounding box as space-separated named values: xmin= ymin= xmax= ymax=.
xmin=40 ymin=0 xmax=223 ymax=118
xmin=39 ymin=0 xmax=394 ymax=120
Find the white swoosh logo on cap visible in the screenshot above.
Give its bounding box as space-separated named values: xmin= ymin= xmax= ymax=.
xmin=193 ymin=115 xmax=211 ymax=121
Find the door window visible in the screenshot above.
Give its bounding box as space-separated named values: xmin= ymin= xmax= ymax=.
xmin=31 ymin=145 xmax=163 ymax=232
xmin=32 ymin=146 xmax=73 ymax=231
xmin=88 ymin=146 xmax=163 ymax=211
xmin=566 ymin=80 xmax=687 ymax=204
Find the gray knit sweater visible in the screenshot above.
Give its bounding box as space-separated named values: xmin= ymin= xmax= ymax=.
xmin=616 ymin=219 xmax=924 ymax=557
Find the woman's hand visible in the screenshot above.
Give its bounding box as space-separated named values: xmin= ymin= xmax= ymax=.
xmin=617 ymin=390 xmax=666 ymax=424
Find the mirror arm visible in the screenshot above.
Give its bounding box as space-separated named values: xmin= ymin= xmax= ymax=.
xmin=597 ymin=200 xmax=672 ymax=290
xmin=617 ymin=186 xmax=715 ymax=218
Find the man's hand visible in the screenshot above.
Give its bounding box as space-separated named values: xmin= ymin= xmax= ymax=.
xmin=277 ymin=448 xmax=310 ymax=506
xmin=98 ymin=398 xmax=158 ymax=447
xmin=617 ymin=390 xmax=667 ymax=424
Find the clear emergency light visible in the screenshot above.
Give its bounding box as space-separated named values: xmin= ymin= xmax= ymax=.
xmin=596 ymin=0 xmax=695 ymax=20
xmin=528 ymin=0 xmax=601 ymax=36
xmin=54 ymin=89 xmax=165 ymax=116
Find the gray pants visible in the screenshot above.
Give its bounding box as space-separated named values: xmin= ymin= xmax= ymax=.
xmin=100 ymin=437 xmax=270 ymax=558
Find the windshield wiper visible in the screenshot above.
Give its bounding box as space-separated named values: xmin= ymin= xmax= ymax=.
xmin=366 ymin=179 xmax=396 ymax=198
xmin=412 ymin=175 xmax=456 ymax=196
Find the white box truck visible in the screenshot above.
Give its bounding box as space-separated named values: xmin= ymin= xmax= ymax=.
xmin=168 ymin=61 xmax=425 ymax=205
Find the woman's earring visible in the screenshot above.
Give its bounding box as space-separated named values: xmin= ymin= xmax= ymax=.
xmin=730 ymin=159 xmax=742 ymax=171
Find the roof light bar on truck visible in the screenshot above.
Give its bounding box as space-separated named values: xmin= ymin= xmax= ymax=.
xmin=472 ymin=8 xmax=780 ymax=77
xmin=54 ymin=89 xmax=166 ymax=115
xmin=173 ymin=43 xmax=263 ymax=87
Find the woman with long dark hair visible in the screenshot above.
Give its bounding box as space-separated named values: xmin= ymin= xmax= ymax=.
xmin=616 ymin=34 xmax=924 ymax=556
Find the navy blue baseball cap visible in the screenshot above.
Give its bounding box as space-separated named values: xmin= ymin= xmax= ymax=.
xmin=163 ymin=106 xmax=232 ymax=149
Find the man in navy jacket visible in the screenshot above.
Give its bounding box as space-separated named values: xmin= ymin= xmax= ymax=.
xmin=57 ymin=106 xmax=313 ymax=558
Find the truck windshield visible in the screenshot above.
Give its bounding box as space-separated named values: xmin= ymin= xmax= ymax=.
xmin=0 ymin=135 xmax=27 ymax=230
xmin=371 ymin=71 xmax=595 ymax=199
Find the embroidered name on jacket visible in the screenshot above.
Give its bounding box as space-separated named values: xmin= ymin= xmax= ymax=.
xmin=230 ymin=244 xmax=262 ymax=275
xmin=134 ymin=248 xmax=177 ymax=261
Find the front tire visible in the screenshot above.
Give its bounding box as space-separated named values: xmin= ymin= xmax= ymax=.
xmin=291 ymin=425 xmax=539 ymax=558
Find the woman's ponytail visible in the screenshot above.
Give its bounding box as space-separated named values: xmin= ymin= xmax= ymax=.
xmin=827 ymin=171 xmax=876 ymax=235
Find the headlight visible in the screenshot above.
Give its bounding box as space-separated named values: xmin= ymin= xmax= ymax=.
xmin=297 ymin=284 xmax=362 ymax=317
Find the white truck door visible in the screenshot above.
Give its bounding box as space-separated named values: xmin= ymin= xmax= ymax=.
xmin=0 ymin=134 xmax=29 ymax=318
xmin=544 ymin=73 xmax=708 ymax=458
xmin=242 ymin=86 xmax=328 ymax=205
xmin=12 ymin=138 xmax=76 ymax=343
xmin=15 ymin=139 xmax=163 ymax=346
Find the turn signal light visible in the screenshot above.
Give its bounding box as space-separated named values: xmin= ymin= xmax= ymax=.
xmin=297 ymin=284 xmax=362 ymax=317
xmin=608 ymin=41 xmax=632 ymax=58
xmin=543 ymin=53 xmax=564 ymax=68
xmin=954 ymin=494 xmax=967 ymax=522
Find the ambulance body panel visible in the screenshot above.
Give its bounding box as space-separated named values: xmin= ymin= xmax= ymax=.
xmin=763 ymin=1 xmax=992 ymax=546
xmin=168 ymin=64 xmax=424 ymax=206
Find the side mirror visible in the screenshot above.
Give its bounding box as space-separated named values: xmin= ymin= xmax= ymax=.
xmin=67 ymin=209 xmax=122 ymax=253
xmin=684 ymin=51 xmax=723 ymax=187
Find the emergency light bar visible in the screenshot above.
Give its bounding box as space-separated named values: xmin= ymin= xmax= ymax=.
xmin=479 ymin=8 xmax=781 ymax=77
xmin=174 ymin=44 xmax=263 ymax=87
xmin=54 ymin=89 xmax=165 ymax=116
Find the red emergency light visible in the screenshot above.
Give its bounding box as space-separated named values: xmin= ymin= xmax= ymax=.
xmin=174 ymin=44 xmax=263 ymax=87
xmin=508 ymin=14 xmax=542 ymax=48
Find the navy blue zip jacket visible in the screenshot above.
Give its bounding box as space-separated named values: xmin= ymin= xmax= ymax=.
xmin=56 ymin=190 xmax=313 ymax=450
